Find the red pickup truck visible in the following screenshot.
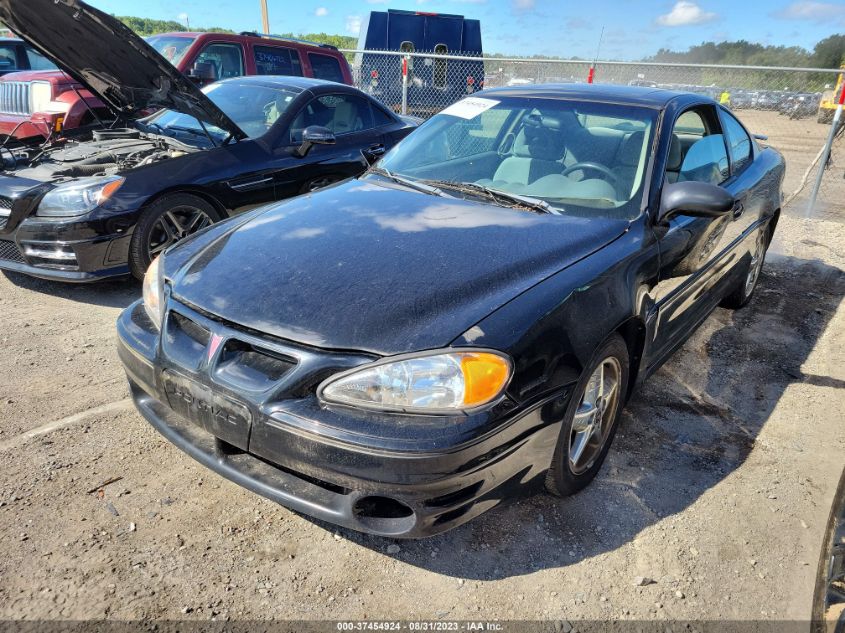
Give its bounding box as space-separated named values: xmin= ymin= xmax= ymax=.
xmin=0 ymin=31 xmax=354 ymax=140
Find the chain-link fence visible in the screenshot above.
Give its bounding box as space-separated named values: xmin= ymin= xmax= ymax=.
xmin=343 ymin=49 xmax=845 ymax=215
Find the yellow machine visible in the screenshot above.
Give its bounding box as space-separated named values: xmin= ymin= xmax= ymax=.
xmin=818 ymin=65 xmax=845 ymax=124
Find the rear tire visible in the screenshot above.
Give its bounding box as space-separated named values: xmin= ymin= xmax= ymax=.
xmin=721 ymin=225 xmax=768 ymax=310
xmin=128 ymin=193 xmax=221 ymax=280
xmin=545 ymin=334 xmax=629 ymax=497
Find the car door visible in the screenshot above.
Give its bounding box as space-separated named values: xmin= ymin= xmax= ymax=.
xmin=274 ymin=92 xmax=384 ymax=197
xmin=648 ymin=105 xmax=738 ymax=365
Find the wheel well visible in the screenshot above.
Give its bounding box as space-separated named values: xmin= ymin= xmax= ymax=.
xmin=616 ymin=317 xmax=646 ymax=401
xmin=138 ymin=188 xmax=229 ymax=221
xmin=767 ymin=208 xmax=780 ymax=246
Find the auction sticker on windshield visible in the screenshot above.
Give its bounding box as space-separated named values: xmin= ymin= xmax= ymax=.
xmin=440 ymin=97 xmax=500 ymax=120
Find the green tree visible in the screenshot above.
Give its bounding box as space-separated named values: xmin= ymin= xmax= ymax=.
xmin=812 ymin=34 xmax=845 ymax=69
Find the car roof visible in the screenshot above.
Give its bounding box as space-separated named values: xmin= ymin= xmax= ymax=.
xmin=481 ymin=83 xmax=706 ymax=108
xmin=215 ymin=75 xmax=355 ymax=92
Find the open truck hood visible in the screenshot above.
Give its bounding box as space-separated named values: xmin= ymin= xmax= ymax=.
xmin=0 ymin=0 xmax=246 ymax=140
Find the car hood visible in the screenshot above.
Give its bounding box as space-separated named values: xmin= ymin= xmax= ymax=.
xmin=0 ymin=0 xmax=246 ymax=139
xmin=169 ymin=178 xmax=629 ymax=355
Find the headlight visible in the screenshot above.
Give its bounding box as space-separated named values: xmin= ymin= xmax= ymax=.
xmin=319 ymin=350 xmax=512 ymax=413
xmin=36 ymin=176 xmax=124 ymax=218
xmin=142 ymin=255 xmax=165 ymax=329
xmin=29 ymin=81 xmax=52 ymax=113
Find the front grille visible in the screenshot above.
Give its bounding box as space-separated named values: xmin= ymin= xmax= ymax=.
xmin=0 ymin=239 xmax=24 ymax=263
xmin=0 ymin=81 xmax=31 ymax=115
xmin=0 ymin=217 xmax=7 ymax=230
xmin=0 ymin=196 xmax=12 ymax=210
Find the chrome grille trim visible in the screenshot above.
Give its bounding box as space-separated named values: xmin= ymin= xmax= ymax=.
xmin=0 ymin=81 xmax=31 ymax=115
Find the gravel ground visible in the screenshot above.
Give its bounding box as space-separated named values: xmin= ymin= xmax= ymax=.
xmin=0 ymin=111 xmax=844 ymax=626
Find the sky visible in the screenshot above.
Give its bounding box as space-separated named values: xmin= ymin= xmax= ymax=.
xmin=86 ymin=0 xmax=845 ymax=60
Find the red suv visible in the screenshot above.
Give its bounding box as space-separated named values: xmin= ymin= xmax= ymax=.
xmin=0 ymin=31 xmax=354 ymax=140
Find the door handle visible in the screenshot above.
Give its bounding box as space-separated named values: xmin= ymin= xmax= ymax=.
xmin=732 ymin=200 xmax=744 ymax=218
xmin=365 ymin=144 xmax=385 ymax=156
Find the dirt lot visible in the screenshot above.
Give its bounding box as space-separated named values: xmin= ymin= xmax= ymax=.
xmin=0 ymin=111 xmax=844 ymax=626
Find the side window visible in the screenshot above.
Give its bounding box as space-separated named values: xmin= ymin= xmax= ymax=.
xmin=719 ymin=109 xmax=752 ymax=175
xmin=0 ymin=45 xmax=18 ymax=72
xmin=433 ymin=44 xmax=448 ymax=89
xmin=371 ymin=105 xmax=395 ymax=127
xmin=307 ymin=53 xmax=344 ymax=83
xmin=194 ymin=43 xmax=245 ymax=80
xmin=290 ymin=94 xmax=374 ymax=142
xmin=254 ymin=45 xmax=303 ymax=77
xmin=666 ymin=109 xmax=729 ymax=186
xmin=25 ymin=48 xmax=55 ymax=71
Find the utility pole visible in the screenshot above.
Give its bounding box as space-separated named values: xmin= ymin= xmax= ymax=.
xmin=260 ymin=0 xmax=270 ymax=34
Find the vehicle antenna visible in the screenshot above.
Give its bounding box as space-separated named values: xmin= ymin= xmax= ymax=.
xmin=587 ymin=26 xmax=605 ymax=84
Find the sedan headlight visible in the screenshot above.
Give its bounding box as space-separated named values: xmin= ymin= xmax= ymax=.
xmin=29 ymin=81 xmax=52 ymax=113
xmin=142 ymin=255 xmax=165 ymax=329
xmin=319 ymin=350 xmax=512 ymax=414
xmin=36 ymin=176 xmax=125 ymax=218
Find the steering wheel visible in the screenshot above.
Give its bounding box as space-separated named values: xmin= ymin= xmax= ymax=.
xmin=560 ymin=161 xmax=619 ymax=186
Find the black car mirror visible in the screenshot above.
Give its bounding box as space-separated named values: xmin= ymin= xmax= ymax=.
xmin=295 ymin=126 xmax=336 ymax=158
xmin=658 ymin=181 xmax=734 ymax=223
xmin=187 ymin=61 xmax=217 ymax=84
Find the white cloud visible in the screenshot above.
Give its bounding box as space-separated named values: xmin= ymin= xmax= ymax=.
xmin=513 ymin=0 xmax=535 ymax=10
xmin=315 ymin=6 xmax=328 ymax=16
xmin=656 ymin=1 xmax=718 ymax=26
xmin=177 ymin=12 xmax=189 ymax=22
xmin=774 ymin=1 xmax=845 ymax=22
xmin=345 ymin=14 xmax=363 ymax=35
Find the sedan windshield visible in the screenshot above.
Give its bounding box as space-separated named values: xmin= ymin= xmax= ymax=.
xmin=143 ymin=82 xmax=300 ymax=142
xmin=377 ymin=95 xmax=657 ymax=219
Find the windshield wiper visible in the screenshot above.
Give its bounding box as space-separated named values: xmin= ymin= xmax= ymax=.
xmin=418 ymin=180 xmax=559 ymax=214
xmin=368 ymin=166 xmax=446 ymax=197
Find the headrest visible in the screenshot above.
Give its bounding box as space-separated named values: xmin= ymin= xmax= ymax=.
xmin=513 ymin=114 xmax=566 ymax=161
xmin=617 ymin=131 xmax=645 ymax=167
xmin=667 ymin=134 xmax=682 ymax=171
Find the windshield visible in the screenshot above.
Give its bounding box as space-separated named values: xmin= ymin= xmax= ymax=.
xmin=145 ymin=35 xmax=197 ymax=66
xmin=145 ymin=82 xmax=300 ymax=142
xmin=377 ymin=95 xmax=657 ymax=219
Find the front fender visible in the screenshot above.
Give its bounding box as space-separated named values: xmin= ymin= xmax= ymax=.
xmin=451 ymin=221 xmax=660 ymax=406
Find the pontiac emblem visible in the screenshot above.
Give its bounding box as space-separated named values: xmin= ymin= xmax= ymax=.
xmin=207 ymin=333 xmax=224 ymax=362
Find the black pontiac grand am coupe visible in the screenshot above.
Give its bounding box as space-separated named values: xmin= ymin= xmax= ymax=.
xmin=118 ymin=84 xmax=784 ymax=537
xmin=0 ymin=0 xmax=414 ymax=280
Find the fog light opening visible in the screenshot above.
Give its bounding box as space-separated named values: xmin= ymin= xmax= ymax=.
xmin=352 ymin=496 xmax=416 ymax=535
xmin=353 ymin=496 xmax=413 ymax=519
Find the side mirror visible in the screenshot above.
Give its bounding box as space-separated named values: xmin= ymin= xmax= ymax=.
xmin=187 ymin=60 xmax=217 ymax=84
xmin=295 ymin=125 xmax=336 ymax=158
xmin=659 ymin=181 xmax=734 ymax=223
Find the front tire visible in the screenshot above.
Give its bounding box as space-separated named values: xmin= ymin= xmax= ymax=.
xmin=128 ymin=193 xmax=221 ymax=280
xmin=545 ymin=334 xmax=630 ymax=497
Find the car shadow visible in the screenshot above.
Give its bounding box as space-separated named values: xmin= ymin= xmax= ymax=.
xmin=307 ymin=253 xmax=845 ymax=579
xmin=1 ymin=270 xmax=139 ymax=309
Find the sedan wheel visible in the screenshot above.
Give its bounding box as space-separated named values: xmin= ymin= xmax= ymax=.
xmin=744 ymin=230 xmax=766 ymax=297
xmin=568 ymin=358 xmax=622 ymax=475
xmin=128 ymin=193 xmax=221 ymax=280
xmin=148 ymin=206 xmax=214 ymax=257
xmin=546 ymin=334 xmax=629 ymax=497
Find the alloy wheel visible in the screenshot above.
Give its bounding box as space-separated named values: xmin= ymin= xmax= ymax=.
xmin=568 ymin=357 xmax=622 ymax=475
xmin=745 ymin=230 xmax=766 ymax=296
xmin=148 ymin=205 xmax=213 ymax=257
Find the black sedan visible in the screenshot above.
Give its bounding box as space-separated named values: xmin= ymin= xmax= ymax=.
xmin=0 ymin=0 xmax=415 ymax=280
xmin=118 ymin=84 xmax=784 ymax=537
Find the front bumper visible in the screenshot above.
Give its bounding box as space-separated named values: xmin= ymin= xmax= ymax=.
xmin=117 ymin=299 xmax=568 ymax=538
xmin=0 ymin=212 xmax=133 ymax=282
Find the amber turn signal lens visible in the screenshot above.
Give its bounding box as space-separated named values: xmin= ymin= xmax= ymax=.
xmin=461 ymin=353 xmax=511 ymax=407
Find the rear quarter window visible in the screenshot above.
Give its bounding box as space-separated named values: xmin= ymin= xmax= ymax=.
xmin=254 ymin=45 xmax=303 ymax=76
xmin=308 ymin=53 xmax=345 ymax=83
